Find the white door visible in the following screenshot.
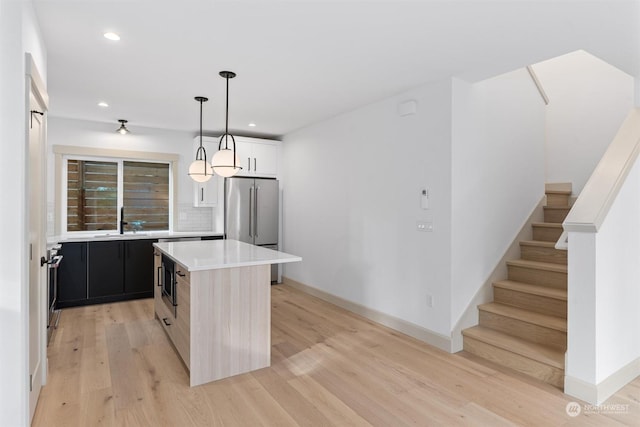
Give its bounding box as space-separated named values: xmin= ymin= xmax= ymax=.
xmin=28 ymin=92 xmax=46 ymax=422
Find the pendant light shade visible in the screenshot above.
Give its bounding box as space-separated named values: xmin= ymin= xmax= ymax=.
xmin=188 ymin=159 xmax=213 ymax=182
xmin=211 ymin=147 xmax=242 ymax=178
xmin=116 ymin=119 xmax=130 ymax=134
xmin=212 ymin=71 xmax=242 ymax=177
xmin=188 ymin=96 xmax=213 ymax=183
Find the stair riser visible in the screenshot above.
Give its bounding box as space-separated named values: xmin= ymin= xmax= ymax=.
xmin=544 ymin=208 xmax=570 ymax=223
xmin=507 ymin=265 xmax=566 ymax=289
xmin=479 ymin=310 xmax=566 ymax=350
xmin=463 ymin=337 xmax=564 ymax=388
xmin=532 ymin=226 xmax=563 ymax=242
xmin=493 ymin=288 xmax=567 ymax=318
xmin=520 ymin=245 xmax=567 ymax=265
xmin=546 ymin=193 xmax=570 ymax=207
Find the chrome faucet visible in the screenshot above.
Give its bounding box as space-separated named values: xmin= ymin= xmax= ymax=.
xmin=119 ymin=206 xmax=128 ymax=234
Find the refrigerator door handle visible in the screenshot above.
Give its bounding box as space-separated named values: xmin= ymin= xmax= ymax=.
xmin=255 ymin=185 xmax=259 ymax=237
xmin=249 ymin=185 xmax=253 ymax=237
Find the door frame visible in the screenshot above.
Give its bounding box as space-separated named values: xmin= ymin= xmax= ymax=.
xmin=25 ymin=53 xmax=49 ymax=423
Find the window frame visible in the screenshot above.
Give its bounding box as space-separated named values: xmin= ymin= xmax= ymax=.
xmin=54 ymin=145 xmax=179 ymax=237
xmin=63 ymin=156 xmax=120 ymax=234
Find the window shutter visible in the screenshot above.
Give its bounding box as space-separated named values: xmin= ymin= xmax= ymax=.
xmin=67 ymin=160 xmax=118 ymax=231
xmin=122 ymin=161 xmax=170 ymax=231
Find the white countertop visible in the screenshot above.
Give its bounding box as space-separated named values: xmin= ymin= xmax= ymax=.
xmin=153 ymin=239 xmax=302 ymax=272
xmin=50 ymin=231 xmax=224 ymax=244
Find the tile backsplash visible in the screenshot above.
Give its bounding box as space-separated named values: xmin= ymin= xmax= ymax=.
xmin=176 ymin=204 xmax=214 ymax=232
xmin=47 ymin=202 xmax=215 ymax=235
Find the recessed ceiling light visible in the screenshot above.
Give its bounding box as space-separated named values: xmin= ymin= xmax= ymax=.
xmin=98 ymin=102 xmax=109 ymax=107
xmin=248 ymin=123 xmax=256 ymax=127
xmin=103 ymin=32 xmax=120 ymax=41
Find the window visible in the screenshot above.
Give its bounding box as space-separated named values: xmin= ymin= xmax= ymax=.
xmin=122 ymin=161 xmax=170 ymax=231
xmin=67 ymin=160 xmax=118 ymax=231
xmin=65 ymin=157 xmax=170 ymax=233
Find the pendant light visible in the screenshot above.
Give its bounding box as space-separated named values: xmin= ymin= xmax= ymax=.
xmin=212 ymin=71 xmax=242 ymax=177
xmin=188 ymin=96 xmax=214 ymax=183
xmin=116 ymin=119 xmax=130 ymax=134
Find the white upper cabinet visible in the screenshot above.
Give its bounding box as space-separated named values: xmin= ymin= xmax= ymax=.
xmin=233 ymin=137 xmax=279 ymax=178
xmin=192 ymin=137 xmax=219 ymax=207
xmin=194 ymin=177 xmax=218 ymax=207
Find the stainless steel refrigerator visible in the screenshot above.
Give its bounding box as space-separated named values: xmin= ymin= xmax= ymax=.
xmin=224 ymin=177 xmax=279 ymax=281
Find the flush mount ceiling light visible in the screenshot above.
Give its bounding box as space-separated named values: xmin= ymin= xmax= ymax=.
xmin=188 ymin=96 xmax=214 ymax=183
xmin=104 ymin=32 xmax=120 ymax=41
xmin=116 ymin=119 xmax=130 ymax=134
xmin=248 ymin=123 xmax=256 ymax=127
xmin=212 ymin=71 xmax=242 ymax=178
xmin=98 ymin=101 xmax=109 ymax=107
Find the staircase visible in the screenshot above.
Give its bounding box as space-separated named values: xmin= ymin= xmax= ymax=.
xmin=462 ymin=184 xmax=571 ymax=389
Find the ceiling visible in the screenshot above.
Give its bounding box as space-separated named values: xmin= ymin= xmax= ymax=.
xmin=34 ymin=1 xmax=640 ymax=139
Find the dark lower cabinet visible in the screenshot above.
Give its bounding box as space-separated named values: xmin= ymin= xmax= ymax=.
xmin=124 ymin=239 xmax=154 ymax=295
xmin=58 ymin=242 xmax=88 ymax=306
xmin=58 ymin=239 xmax=156 ymax=308
xmin=88 ymin=241 xmax=125 ymax=298
xmin=201 ymin=235 xmax=223 ymax=240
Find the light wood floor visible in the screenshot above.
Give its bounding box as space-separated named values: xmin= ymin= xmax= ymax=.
xmin=34 ymin=285 xmax=639 ymax=426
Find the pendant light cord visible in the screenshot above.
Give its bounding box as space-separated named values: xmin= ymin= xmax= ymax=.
xmin=224 ymin=75 xmax=229 ymax=150
xmin=199 ymin=98 xmax=203 ymax=149
xmin=226 ymin=74 xmax=237 ymax=169
xmin=194 ymin=97 xmax=208 ymax=163
xmin=214 ymin=71 xmax=240 ymax=172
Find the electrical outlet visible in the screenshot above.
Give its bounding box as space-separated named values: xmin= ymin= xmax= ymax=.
xmin=426 ymin=294 xmax=433 ymax=308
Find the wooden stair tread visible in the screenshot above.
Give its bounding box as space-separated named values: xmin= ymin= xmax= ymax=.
xmin=543 ymin=206 xmax=570 ymax=210
xmin=507 ymin=259 xmax=567 ymax=273
xmin=545 ymin=183 xmax=572 ymax=192
xmin=493 ymin=280 xmax=567 ymax=301
xmin=545 ymin=189 xmax=572 ymax=195
xmin=462 ymin=326 xmax=564 ymax=369
xmin=532 ymin=222 xmax=563 ymax=229
xmin=520 ymin=240 xmax=558 ymax=248
xmin=478 ymin=302 xmax=567 ymax=332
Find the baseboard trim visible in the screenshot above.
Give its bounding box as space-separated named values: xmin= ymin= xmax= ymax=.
xmin=281 ymin=276 xmax=452 ymax=352
xmin=565 ymin=357 xmax=640 ymax=405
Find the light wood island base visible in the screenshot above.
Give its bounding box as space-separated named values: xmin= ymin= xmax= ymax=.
xmin=190 ymin=264 xmax=271 ymax=386
xmin=154 ymin=259 xmax=271 ymax=386
xmin=151 ymin=239 xmax=301 ymax=387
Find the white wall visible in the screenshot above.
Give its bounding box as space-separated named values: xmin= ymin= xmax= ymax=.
xmin=282 ymin=79 xmax=453 ymax=336
xmin=533 ymin=50 xmax=634 ymax=195
xmin=46 ymin=117 xmax=222 ymax=234
xmin=0 ymin=1 xmax=46 ymax=425
xmin=282 ymin=69 xmax=547 ymax=340
xmin=450 ymin=69 xmax=546 ymax=329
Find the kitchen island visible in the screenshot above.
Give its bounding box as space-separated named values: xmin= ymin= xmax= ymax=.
xmin=152 ymin=239 xmax=301 ymax=386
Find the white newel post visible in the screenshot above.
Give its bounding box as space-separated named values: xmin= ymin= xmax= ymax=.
xmin=564 ymin=231 xmax=598 ymax=402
